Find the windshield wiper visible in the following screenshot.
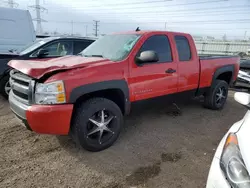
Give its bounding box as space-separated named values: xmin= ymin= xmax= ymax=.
xmin=83 ymin=54 xmax=103 ymax=58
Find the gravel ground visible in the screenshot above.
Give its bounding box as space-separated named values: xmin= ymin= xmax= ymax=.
xmin=0 ymin=91 xmax=247 ymax=188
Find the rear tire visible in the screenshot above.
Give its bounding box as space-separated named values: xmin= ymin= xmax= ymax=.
xmin=204 ymin=80 xmax=229 ymax=110
xmin=0 ymin=75 xmax=10 ymax=99
xmin=71 ymin=97 xmax=123 ymax=152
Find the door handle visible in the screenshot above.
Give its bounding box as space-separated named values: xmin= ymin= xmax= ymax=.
xmin=165 ymin=68 xmax=176 ymax=73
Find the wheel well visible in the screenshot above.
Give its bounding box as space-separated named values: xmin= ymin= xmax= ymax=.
xmin=216 ymin=71 xmax=232 ymax=84
xmin=74 ymin=89 xmax=126 ymax=114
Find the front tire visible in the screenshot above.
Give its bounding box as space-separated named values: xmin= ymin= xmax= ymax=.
xmin=71 ymin=97 xmax=123 ymax=152
xmin=204 ymin=80 xmax=229 ymax=110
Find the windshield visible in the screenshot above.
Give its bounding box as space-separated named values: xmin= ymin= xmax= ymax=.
xmin=81 ymin=34 xmax=141 ymax=61
xmin=19 ymin=38 xmax=55 ymax=55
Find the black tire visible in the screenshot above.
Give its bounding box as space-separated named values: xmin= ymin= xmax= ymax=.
xmin=0 ymin=74 xmax=10 ymax=99
xmin=204 ymin=80 xmax=229 ymax=110
xmin=71 ymin=97 xmax=123 ymax=152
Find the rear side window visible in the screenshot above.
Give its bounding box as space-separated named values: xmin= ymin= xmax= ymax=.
xmin=174 ymin=36 xmax=191 ymax=61
xmin=138 ymin=35 xmax=172 ymax=63
xmin=73 ymin=40 xmax=93 ymax=54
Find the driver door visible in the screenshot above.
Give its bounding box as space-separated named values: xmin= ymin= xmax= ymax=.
xmin=129 ymin=34 xmax=178 ymax=101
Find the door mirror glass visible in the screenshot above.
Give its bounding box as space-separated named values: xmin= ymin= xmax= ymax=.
xmin=37 ymin=49 xmax=49 ymax=57
xmin=137 ymin=50 xmax=159 ymax=63
xmin=234 ymin=92 xmax=250 ymax=106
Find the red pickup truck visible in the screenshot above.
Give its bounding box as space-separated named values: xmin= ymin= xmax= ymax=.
xmin=8 ymin=31 xmax=240 ymax=151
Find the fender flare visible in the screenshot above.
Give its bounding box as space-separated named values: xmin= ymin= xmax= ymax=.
xmin=212 ymin=64 xmax=234 ymax=85
xmin=69 ymin=80 xmax=130 ymax=115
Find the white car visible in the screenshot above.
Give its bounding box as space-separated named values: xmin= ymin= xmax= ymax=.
xmin=206 ymin=92 xmax=250 ymax=188
xmin=235 ymin=70 xmax=250 ymax=89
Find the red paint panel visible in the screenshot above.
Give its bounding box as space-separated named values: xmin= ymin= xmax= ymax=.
xmin=171 ymin=34 xmax=200 ymax=92
xmin=8 ymin=56 xmax=109 ymax=79
xmin=200 ymin=57 xmax=240 ymax=88
xmin=128 ymin=32 xmax=178 ymax=101
xmin=26 ymin=104 xmax=73 ymax=135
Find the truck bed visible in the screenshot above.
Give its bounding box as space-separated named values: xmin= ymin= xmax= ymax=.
xmin=198 ymin=55 xmax=240 ymax=89
xmin=199 ymin=55 xmax=239 ymax=60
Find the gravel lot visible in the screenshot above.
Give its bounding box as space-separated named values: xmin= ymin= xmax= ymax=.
xmin=0 ymin=91 xmax=247 ymax=188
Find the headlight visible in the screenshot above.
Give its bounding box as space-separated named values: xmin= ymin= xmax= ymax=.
xmin=35 ymin=80 xmax=66 ymax=104
xmin=220 ymin=133 xmax=250 ymax=187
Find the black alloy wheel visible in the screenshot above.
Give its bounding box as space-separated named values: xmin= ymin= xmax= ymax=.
xmin=71 ymin=97 xmax=123 ymax=152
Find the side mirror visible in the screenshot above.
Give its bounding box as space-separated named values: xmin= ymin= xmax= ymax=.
xmin=136 ymin=50 xmax=159 ymax=64
xmin=234 ymin=92 xmax=250 ymax=106
xmin=37 ymin=49 xmax=49 ymax=57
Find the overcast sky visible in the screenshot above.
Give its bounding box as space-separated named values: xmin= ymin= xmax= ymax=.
xmin=1 ymin=0 xmax=250 ymax=39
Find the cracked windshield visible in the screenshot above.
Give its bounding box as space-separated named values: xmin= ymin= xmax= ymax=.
xmin=0 ymin=0 xmax=250 ymax=188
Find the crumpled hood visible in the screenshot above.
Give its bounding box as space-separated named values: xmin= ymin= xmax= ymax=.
xmin=8 ymin=55 xmax=111 ymax=79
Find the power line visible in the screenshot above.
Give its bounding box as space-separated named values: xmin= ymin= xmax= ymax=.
xmin=93 ymin=20 xmax=100 ymax=37
xmin=47 ymin=20 xmax=91 ymax=24
xmin=29 ymin=0 xmax=47 ymax=35
xmin=76 ymin=0 xmax=173 ymax=8
xmin=98 ymin=10 xmax=250 ymax=20
xmin=170 ymin=27 xmax=250 ymax=31
xmin=71 ymin=0 xmax=226 ymax=11
xmin=78 ymin=5 xmax=250 ymax=15
xmin=49 ymin=8 xmax=250 ymax=21
xmin=99 ymin=19 xmax=250 ymax=24
xmin=46 ymin=19 xmax=250 ymax=25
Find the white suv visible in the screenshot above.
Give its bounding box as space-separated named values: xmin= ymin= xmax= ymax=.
xmin=206 ymin=92 xmax=250 ymax=188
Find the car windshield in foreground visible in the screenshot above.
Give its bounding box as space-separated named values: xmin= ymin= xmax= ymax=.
xmin=81 ymin=34 xmax=141 ymax=61
xmin=19 ymin=37 xmax=56 ymax=55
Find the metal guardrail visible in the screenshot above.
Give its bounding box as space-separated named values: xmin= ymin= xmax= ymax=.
xmin=195 ymin=40 xmax=250 ymax=55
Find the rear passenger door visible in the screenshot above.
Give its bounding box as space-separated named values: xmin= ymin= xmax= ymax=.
xmin=130 ymin=34 xmax=178 ymax=101
xmin=174 ymin=35 xmax=199 ymax=92
xmin=73 ymin=40 xmax=93 ymax=55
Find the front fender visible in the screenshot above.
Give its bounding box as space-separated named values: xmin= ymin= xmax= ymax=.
xmin=69 ymin=80 xmax=130 ymax=115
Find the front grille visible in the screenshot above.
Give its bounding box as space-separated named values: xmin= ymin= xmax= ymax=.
xmin=9 ymin=70 xmax=34 ymax=105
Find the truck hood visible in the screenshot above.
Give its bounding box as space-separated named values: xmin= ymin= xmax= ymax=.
xmin=8 ymin=55 xmax=111 ymax=79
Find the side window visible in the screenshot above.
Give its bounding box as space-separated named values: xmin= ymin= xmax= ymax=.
xmin=73 ymin=40 xmax=93 ymax=54
xmin=174 ymin=36 xmax=191 ymax=61
xmin=33 ymin=41 xmax=73 ymax=57
xmin=137 ymin=35 xmax=172 ymax=63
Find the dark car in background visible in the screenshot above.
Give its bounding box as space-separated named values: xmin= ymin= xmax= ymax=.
xmin=0 ymin=36 xmax=96 ymax=98
xmin=234 ymin=59 xmax=250 ymax=90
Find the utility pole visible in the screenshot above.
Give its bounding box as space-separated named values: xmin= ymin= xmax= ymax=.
xmin=8 ymin=0 xmax=14 ymax=7
xmin=71 ymin=20 xmax=74 ymax=36
xmin=8 ymin=0 xmax=13 ymax=7
xmin=93 ymin=20 xmax=100 ymax=37
xmin=164 ymin=22 xmax=167 ymax=30
xmin=244 ymin=31 xmax=247 ymax=40
xmin=85 ymin=25 xmax=88 ymax=36
xmin=29 ymin=0 xmax=47 ymax=35
xmin=222 ymin=34 xmax=227 ymax=41
xmin=2 ymin=0 xmax=18 ymax=7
